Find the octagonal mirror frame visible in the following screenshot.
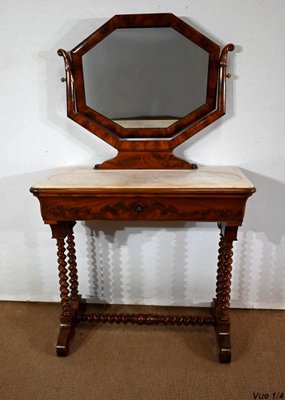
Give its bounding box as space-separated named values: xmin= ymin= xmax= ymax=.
xmin=58 ymin=13 xmax=234 ymax=169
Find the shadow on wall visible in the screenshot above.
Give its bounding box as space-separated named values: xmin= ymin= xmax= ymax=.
xmin=82 ymin=221 xmax=217 ymax=307
xmin=232 ymin=170 xmax=285 ymax=309
xmin=84 ymin=221 xmax=195 ymax=306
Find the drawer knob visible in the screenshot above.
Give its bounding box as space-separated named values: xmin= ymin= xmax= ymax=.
xmin=134 ymin=203 xmax=144 ymax=212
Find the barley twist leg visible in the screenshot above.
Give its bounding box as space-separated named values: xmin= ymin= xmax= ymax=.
xmin=214 ymin=223 xmax=238 ymax=363
xmin=212 ymin=232 xmax=226 ymax=316
xmin=50 ymin=223 xmax=78 ymax=357
xmin=66 ymin=230 xmax=79 ymax=301
xmin=56 ymin=237 xmax=71 ymax=318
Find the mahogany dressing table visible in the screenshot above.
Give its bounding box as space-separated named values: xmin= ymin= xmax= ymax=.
xmin=30 ymin=14 xmax=255 ymax=363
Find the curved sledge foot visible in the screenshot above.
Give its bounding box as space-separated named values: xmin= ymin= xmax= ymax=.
xmin=56 ymin=297 xmax=86 ymax=357
xmin=56 ymin=320 xmax=76 ymax=357
xmin=217 ymin=332 xmax=231 ymax=363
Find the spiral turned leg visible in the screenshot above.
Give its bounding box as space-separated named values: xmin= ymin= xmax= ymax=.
xmin=66 ymin=224 xmax=86 ymax=315
xmin=66 ymin=231 xmax=79 ymax=301
xmin=218 ymin=240 xmax=233 ymax=322
xmin=55 ymin=235 xmax=74 ymax=356
xmin=212 ymin=232 xmax=226 ymax=314
xmin=56 ymin=237 xmax=71 ymax=319
xmin=213 ymin=223 xmax=238 ymax=363
xmin=51 ymin=222 xmax=81 ymax=357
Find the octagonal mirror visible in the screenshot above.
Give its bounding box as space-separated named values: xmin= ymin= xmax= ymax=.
xmin=83 ymin=27 xmax=209 ymax=129
xmin=58 ymin=13 xmax=234 ymax=168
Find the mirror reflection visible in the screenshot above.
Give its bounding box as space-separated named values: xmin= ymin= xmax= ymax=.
xmin=83 ymin=27 xmax=209 ymax=128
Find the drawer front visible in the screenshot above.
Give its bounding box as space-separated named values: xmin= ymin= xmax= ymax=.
xmin=40 ymin=195 xmax=246 ymax=223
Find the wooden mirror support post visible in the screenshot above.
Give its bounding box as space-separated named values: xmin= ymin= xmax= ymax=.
xmin=30 ymin=14 xmax=255 ymax=363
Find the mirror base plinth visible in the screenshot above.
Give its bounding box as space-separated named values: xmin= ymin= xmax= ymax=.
xmin=94 ymin=151 xmax=196 ymax=169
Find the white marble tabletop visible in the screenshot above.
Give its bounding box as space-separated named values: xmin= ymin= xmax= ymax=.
xmin=31 ymin=166 xmax=255 ymax=191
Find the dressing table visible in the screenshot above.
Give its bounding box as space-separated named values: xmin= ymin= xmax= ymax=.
xmin=30 ymin=14 xmax=255 ymax=363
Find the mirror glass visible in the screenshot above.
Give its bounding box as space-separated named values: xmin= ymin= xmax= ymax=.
xmin=83 ymin=27 xmax=209 ymax=128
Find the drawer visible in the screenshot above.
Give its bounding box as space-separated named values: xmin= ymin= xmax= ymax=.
xmin=40 ymin=195 xmax=246 ymax=222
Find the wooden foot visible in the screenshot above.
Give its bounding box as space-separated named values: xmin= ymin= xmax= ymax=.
xmin=211 ymin=299 xmax=231 ymax=363
xmin=56 ymin=318 xmax=76 ymax=357
xmin=216 ymin=324 xmax=231 ymax=363
xmin=56 ymin=298 xmax=86 ymax=357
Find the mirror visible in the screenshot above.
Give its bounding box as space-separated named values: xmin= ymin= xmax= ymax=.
xmin=83 ymin=27 xmax=209 ymax=129
xmin=58 ymin=13 xmax=234 ymax=168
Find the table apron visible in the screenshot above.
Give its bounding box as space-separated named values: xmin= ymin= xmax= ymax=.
xmin=38 ymin=195 xmax=248 ymax=223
